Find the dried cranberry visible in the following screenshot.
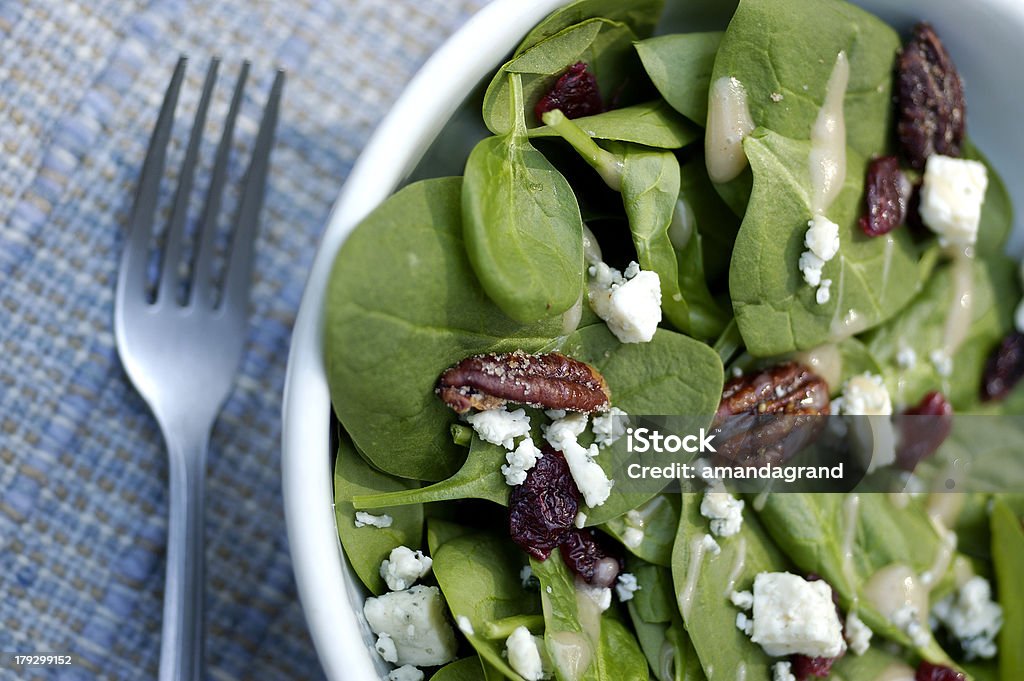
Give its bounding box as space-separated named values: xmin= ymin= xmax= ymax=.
xmin=534 ymin=62 xmax=603 ymax=123
xmin=895 ymin=391 xmax=953 ymax=471
xmin=859 ymin=156 xmax=910 ymax=237
xmin=560 ymin=528 xmax=620 ymax=587
xmin=508 ymin=448 xmax=579 ymax=560
xmin=981 ymin=332 xmax=1024 ymax=402
xmin=897 ymin=23 xmax=966 ymax=169
xmin=916 ymin=661 xmax=966 ymax=681
xmin=791 ymin=655 xmax=838 ymax=680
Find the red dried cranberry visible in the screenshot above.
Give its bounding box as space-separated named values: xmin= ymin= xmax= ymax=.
xmin=508 ymin=448 xmax=579 ymax=560
xmin=859 ymin=156 xmax=910 ymax=237
xmin=981 ymin=332 xmax=1024 ymax=402
xmin=560 ymin=528 xmax=620 ymax=587
xmin=534 ymin=62 xmax=603 ymax=123
xmin=895 ymin=391 xmax=953 ymax=471
xmin=791 ymin=655 xmax=838 ymax=680
xmin=897 ymin=23 xmax=966 ymax=169
xmin=916 ymin=661 xmax=966 ymax=681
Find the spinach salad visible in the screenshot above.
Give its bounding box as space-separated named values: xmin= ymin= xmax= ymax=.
xmin=323 ymin=0 xmax=1024 ymax=679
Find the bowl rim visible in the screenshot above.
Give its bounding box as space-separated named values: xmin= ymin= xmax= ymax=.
xmin=282 ymin=0 xmax=1024 ymax=679
xmin=280 ymin=1 xmax=567 ymax=679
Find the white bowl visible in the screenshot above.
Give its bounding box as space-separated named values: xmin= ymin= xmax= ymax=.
xmin=281 ymin=1 xmax=1024 ymax=679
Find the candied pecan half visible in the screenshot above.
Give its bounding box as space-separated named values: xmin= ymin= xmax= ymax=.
xmin=897 ymin=23 xmax=966 ymax=169
xmin=508 ymin=447 xmax=579 ymax=560
xmin=895 ymin=391 xmax=953 ymax=471
xmin=981 ymin=332 xmax=1024 ymax=402
xmin=436 ymin=350 xmax=610 ymax=414
xmin=860 ymin=156 xmax=911 ymax=237
xmin=559 ymin=528 xmax=621 ymax=587
xmin=711 ymin=363 xmax=830 ymax=466
xmin=916 ymin=661 xmax=965 ymax=681
xmin=534 ymin=61 xmax=604 ymax=122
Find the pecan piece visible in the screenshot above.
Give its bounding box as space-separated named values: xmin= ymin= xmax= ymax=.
xmin=897 ymin=23 xmax=966 ymax=169
xmin=859 ymin=156 xmax=911 ymax=237
xmin=980 ymin=331 xmax=1024 ymax=402
xmin=508 ymin=447 xmax=579 ymax=560
xmin=712 ymin=363 xmax=830 ymax=465
xmin=534 ymin=61 xmax=604 ymax=123
xmin=436 ymin=350 xmax=610 ymax=414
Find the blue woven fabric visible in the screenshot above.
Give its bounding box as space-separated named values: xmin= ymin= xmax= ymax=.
xmin=0 ymin=0 xmax=485 ymax=679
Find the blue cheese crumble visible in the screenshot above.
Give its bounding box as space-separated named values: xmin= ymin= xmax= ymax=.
xmin=749 ymin=572 xmax=846 ymax=658
xmin=700 ymin=491 xmax=744 ymax=537
xmin=799 ymin=215 xmax=840 ymax=305
xmin=466 ymin=406 xmax=531 ymax=449
xmin=933 ymin=576 xmax=1003 ymax=660
xmin=920 ymin=155 xmax=988 ymax=247
xmin=587 ymin=260 xmax=662 ymax=344
xmin=363 ymin=585 xmax=458 ymax=667
xmin=380 ymin=546 xmax=433 ymax=591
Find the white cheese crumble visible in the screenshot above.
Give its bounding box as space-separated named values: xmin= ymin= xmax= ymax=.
xmin=833 ymin=372 xmax=892 ymax=416
xmin=615 ymin=573 xmax=641 ymax=602
xmin=354 ymin=512 xmax=393 ymax=529
xmin=621 ymin=509 xmax=645 ymax=549
xmin=736 ymin=611 xmax=754 ymax=636
xmin=388 ymin=666 xmax=424 ymax=681
xmin=770 ymin=92 xmax=784 ymax=103
xmin=591 ymin=406 xmax=628 ymax=447
xmin=545 ymin=413 xmax=613 ymax=507
xmin=578 ymin=583 xmax=613 ymax=612
xmin=844 ymin=612 xmax=873 ymax=656
xmin=920 ymin=155 xmax=988 ymax=247
xmin=800 ymin=215 xmax=841 ymax=305
xmin=932 ymin=576 xmax=1003 ymax=660
xmin=587 ymin=260 xmax=662 ymax=344
xmin=773 ymin=661 xmax=796 ymax=681
xmin=380 ymin=546 xmax=433 ymax=592
xmin=929 ymin=349 xmax=953 ymax=378
xmin=501 ymin=437 xmax=542 ymax=486
xmin=363 ymin=585 xmax=458 ymax=667
xmin=730 ymin=590 xmax=754 ymax=611
xmin=466 ymin=406 xmax=531 ymax=450
xmin=701 ymin=533 xmax=722 ymax=556
xmin=700 ymin=492 xmax=745 ymax=537
xmin=750 ymin=572 xmax=847 ymax=658
xmin=896 ymin=345 xmax=917 ymax=370
xmin=375 ymin=632 xmax=398 ymax=663
xmin=891 ymin=604 xmax=930 ymax=648
xmin=456 ymin=615 xmax=474 ymax=636
xmin=505 ymin=626 xmax=546 ymax=681
xmin=544 ymin=409 xmax=567 ymax=421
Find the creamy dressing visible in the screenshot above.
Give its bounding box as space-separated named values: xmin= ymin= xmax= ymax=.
xmin=549 ymin=631 xmax=592 ymax=681
xmin=736 ymin=662 xmax=747 ymax=681
xmin=561 ymin=294 xmax=584 ymax=335
xmin=793 ymin=343 xmax=842 ymax=392
xmin=658 ymin=640 xmax=675 ymax=681
xmin=840 ymin=494 xmax=861 ymax=590
xmin=942 ymin=249 xmax=975 ymax=357
xmin=926 ymin=492 xmax=965 ymax=528
xmin=723 ymin=536 xmax=748 ymax=597
xmin=668 ymin=198 xmax=697 ymax=251
xmin=921 ymin=527 xmax=956 ymax=587
xmin=679 ymin=535 xmax=711 ymax=619
xmin=574 ymin=582 xmax=605 ymax=644
xmin=582 ymin=225 xmax=603 ymax=266
xmin=888 ymin=491 xmax=910 ymax=509
xmin=809 ymin=52 xmax=849 ymax=215
xmin=874 ymin=662 xmax=918 ymax=681
xmin=752 ymin=490 xmax=771 ymax=512
xmin=706 ymin=77 xmax=756 ymax=183
xmin=862 ymin=563 xmax=928 ymax=623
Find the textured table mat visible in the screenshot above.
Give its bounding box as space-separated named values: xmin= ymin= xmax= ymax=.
xmin=0 ymin=0 xmax=485 ymax=678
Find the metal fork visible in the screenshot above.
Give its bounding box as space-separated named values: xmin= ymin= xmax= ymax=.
xmin=114 ymin=57 xmax=283 ymax=681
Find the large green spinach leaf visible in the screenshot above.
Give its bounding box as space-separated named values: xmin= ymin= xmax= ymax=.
xmin=991 ymin=499 xmax=1024 ymax=681
xmin=431 ymin=657 xmax=489 ymax=681
xmin=603 ymin=494 xmax=680 ymax=566
xmin=432 ymin=529 xmax=541 ymax=679
xmin=678 ymin=155 xmax=740 ymax=284
xmin=966 ymin=141 xmax=1015 ymax=258
xmin=333 ymin=435 xmax=423 ymax=595
xmin=515 ymin=0 xmax=663 ymax=55
xmin=324 ymin=177 xmax=565 ymax=481
xmin=634 ymin=32 xmax=722 ymax=126
xmin=529 ymin=100 xmax=700 ymax=149
xmin=730 ymin=129 xmax=920 ymax=356
xmin=531 ymin=549 xmax=648 ymax=681
xmin=463 ymin=73 xmax=584 ymax=323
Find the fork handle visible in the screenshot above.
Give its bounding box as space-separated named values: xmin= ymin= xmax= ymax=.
xmin=159 ymin=432 xmax=207 ymax=681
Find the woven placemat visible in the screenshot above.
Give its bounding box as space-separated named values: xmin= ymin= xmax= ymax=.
xmin=0 ymin=0 xmax=485 ymax=678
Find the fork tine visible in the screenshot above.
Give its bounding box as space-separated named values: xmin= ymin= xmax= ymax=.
xmin=191 ymin=61 xmax=249 ymax=309
xmin=220 ymin=68 xmax=284 ymax=311
xmin=157 ymin=57 xmax=219 ymax=306
xmin=117 ymin=56 xmax=187 ymax=302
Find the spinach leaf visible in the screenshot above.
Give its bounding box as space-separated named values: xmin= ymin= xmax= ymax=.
xmin=333 ymin=435 xmax=423 ymax=595
xmin=531 ymin=549 xmax=649 ymax=681
xmin=463 ymin=73 xmax=585 ymax=324
xmin=353 ymin=435 xmax=509 ymax=510
xmin=432 ymin=529 xmax=541 ymax=679
xmin=673 ymin=493 xmax=788 ymax=680
xmin=626 ymin=600 xmax=672 ymax=680
xmin=324 ymin=177 xmax=565 ymax=481
xmin=831 ymin=647 xmax=917 ymax=681
xmin=628 ymin=559 xmax=675 ymax=624
xmin=677 ymin=155 xmax=740 ymax=284
xmin=604 ymin=494 xmax=680 ymax=566
xmin=529 ymin=100 xmax=701 ymax=149
xmin=562 ymin=324 xmax=723 ymax=525
xmin=634 ymin=32 xmax=723 ymax=126
xmin=965 ymin=140 xmax=1014 ymax=258
xmin=863 ymin=257 xmax=1018 ymax=410
xmin=431 ymin=657 xmax=488 ymax=681
xmin=664 ymin=620 xmax=706 ymax=681
xmin=991 ymin=499 xmax=1024 ymax=681
xmin=483 ymin=18 xmax=639 ymax=134
xmin=515 ymin=0 xmax=664 ymax=54
xmin=754 ymin=493 xmax=956 ymax=663
xmin=730 ymin=129 xmax=921 ymax=356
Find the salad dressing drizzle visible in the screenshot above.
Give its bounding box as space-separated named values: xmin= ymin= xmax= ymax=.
xmin=735 ymin=661 xmax=747 ymax=681
xmin=942 ymin=248 xmax=975 ymax=360
xmin=874 ymin=662 xmax=918 ymax=681
xmin=793 ymin=343 xmax=842 ymax=391
xmin=840 ymin=494 xmax=860 ymax=590
xmin=679 ymin=535 xmax=711 ymax=619
xmin=705 ymin=77 xmax=756 ymax=183
xmin=549 ymin=631 xmax=592 ymax=681
xmin=723 ymin=535 xmax=748 ymax=597
xmin=809 ymin=51 xmax=849 ymax=215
